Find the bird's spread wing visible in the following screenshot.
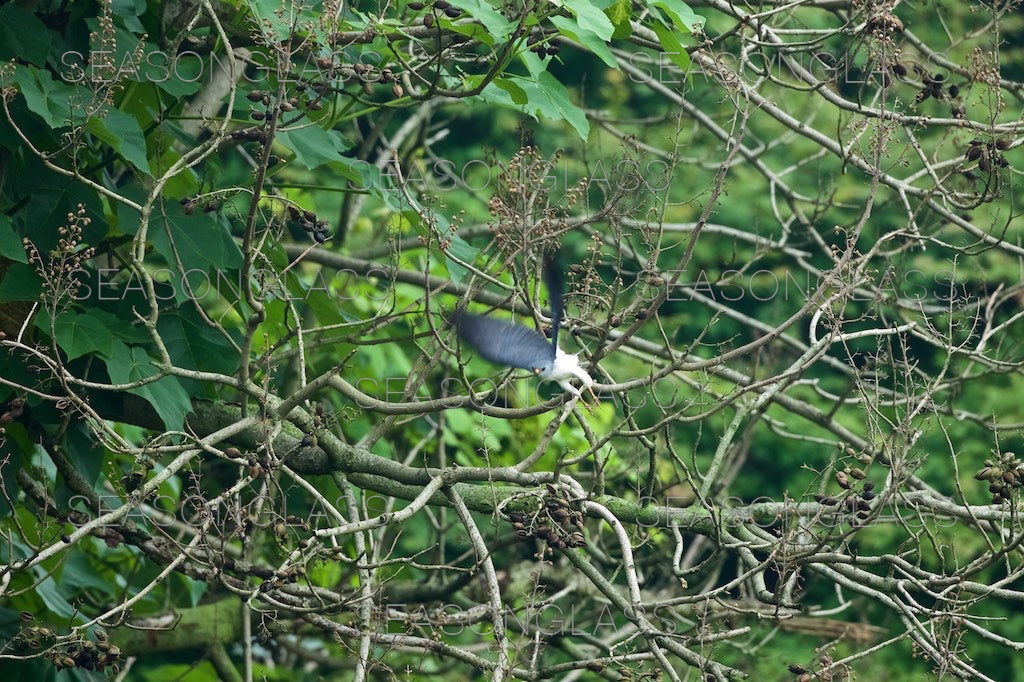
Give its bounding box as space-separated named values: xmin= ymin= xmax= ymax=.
xmin=454 ymin=310 xmax=555 ymax=370
xmin=542 ymin=256 xmax=564 ymax=351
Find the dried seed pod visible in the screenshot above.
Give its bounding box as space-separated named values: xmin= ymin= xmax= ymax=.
xmin=423 ymin=13 xmax=434 ymax=27
xmin=849 ymin=468 xmax=866 ymax=480
xmin=863 ymin=481 xmax=875 ymax=492
xmin=251 ymin=110 xmax=265 ymax=121
xmin=788 ymin=664 xmax=808 ymax=675
xmin=966 ymin=146 xmax=983 ymax=162
xmin=948 ymin=84 xmax=959 ymax=98
xmin=408 ymin=0 xmax=424 ymax=8
xmin=995 ymin=138 xmax=1011 ymax=150
xmin=444 ymin=6 xmax=461 ymax=17
xmin=392 ymin=83 xmax=404 ymax=98
xmin=246 ymin=90 xmax=265 ymax=102
xmin=835 ymin=471 xmax=851 ymax=489
xmin=979 ymin=155 xmax=991 ymax=172
xmin=434 ymin=0 xmax=450 ymax=8
xmin=862 ymin=490 xmax=876 ymax=501
xmin=891 ymin=62 xmax=907 ymax=77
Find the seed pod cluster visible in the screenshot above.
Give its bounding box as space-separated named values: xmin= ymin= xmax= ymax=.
xmin=507 ymin=492 xmax=586 ymax=550
xmin=180 ymin=196 xmax=223 ymax=215
xmin=865 ymin=12 xmax=904 ymax=36
xmin=527 ymin=33 xmax=560 ymax=59
xmin=965 ymin=138 xmax=1011 ymax=173
xmin=974 ymin=452 xmax=1024 ymax=504
xmin=288 ymin=205 xmax=330 ymax=244
xmin=47 ymin=637 xmax=121 ymax=672
xmin=408 ymin=0 xmax=460 ymax=20
xmin=0 ymin=396 xmax=25 ymax=427
xmin=832 ymin=468 xmax=878 ymax=524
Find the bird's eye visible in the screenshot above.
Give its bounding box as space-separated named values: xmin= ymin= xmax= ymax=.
xmin=533 ymin=367 xmax=542 ymax=375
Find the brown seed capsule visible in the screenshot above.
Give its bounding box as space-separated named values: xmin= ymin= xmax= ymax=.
xmin=863 ymin=481 xmax=875 ymax=492
xmin=251 ymin=110 xmax=265 ymax=121
xmin=788 ymin=664 xmax=808 ymax=675
xmin=444 ymin=6 xmax=461 ymax=17
xmin=891 ymin=62 xmax=907 ymax=77
xmin=948 ymin=84 xmax=959 ymax=98
xmin=966 ymin=146 xmax=983 ymax=162
xmin=835 ymin=471 xmax=851 ymax=489
xmin=995 ymin=138 xmax=1011 ymax=150
xmin=246 ymin=90 xmax=264 ymax=102
xmin=308 ymin=100 xmax=323 ymax=110
xmin=225 ymin=447 xmax=242 ymax=459
xmin=979 ymin=155 xmax=991 ymax=172
xmin=423 ymin=13 xmax=434 ymax=27
xmin=392 ymin=83 xmax=404 ymax=98
xmin=996 ymin=155 xmax=1009 ymax=168
xmin=850 ymin=468 xmax=866 ymax=480
xmin=862 ymin=490 xmax=876 ymax=501
xmin=433 ymin=0 xmax=450 ymax=8
xmin=408 ymin=0 xmax=424 ymax=8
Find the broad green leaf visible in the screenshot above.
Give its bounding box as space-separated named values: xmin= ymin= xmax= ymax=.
xmin=551 ymin=15 xmax=619 ymax=68
xmin=445 ymin=235 xmax=480 ymax=285
xmin=157 ymin=309 xmax=240 ymax=376
xmin=491 ymin=72 xmax=590 ymax=140
xmin=105 ymin=341 xmax=192 ymax=432
xmin=653 ymin=0 xmax=703 ymax=32
xmin=563 ymin=0 xmax=614 ymax=40
xmin=0 ymin=262 xmax=42 ymax=302
xmin=492 ymin=77 xmax=528 ymax=105
xmin=0 ymin=215 xmax=27 ymax=263
xmin=12 ymin=64 xmax=87 ymax=129
xmin=150 ymin=211 xmax=244 ymax=292
xmin=50 ymin=310 xmax=114 ymax=360
xmin=63 ymin=421 xmax=104 ymax=493
xmin=111 ymin=0 xmax=147 ymax=33
xmin=608 ymin=0 xmax=633 ymax=34
xmin=87 ymin=108 xmax=152 ymax=175
xmin=0 ymin=5 xmax=50 ymax=66
xmin=652 ymin=20 xmax=691 ymax=74
xmin=277 ymin=125 xmax=351 ymax=170
xmin=448 ymin=0 xmax=514 ymax=39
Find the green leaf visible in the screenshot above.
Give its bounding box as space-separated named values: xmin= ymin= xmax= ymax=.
xmin=50 ymin=310 xmax=114 ymax=360
xmin=0 ymin=4 xmax=51 ymax=66
xmin=483 ymin=71 xmax=589 ymax=139
xmin=87 ymin=108 xmax=152 ymax=175
xmin=157 ymin=309 xmax=240 ymax=376
xmin=149 ymin=211 xmax=244 ymax=294
xmin=111 ymin=0 xmax=147 ymax=33
xmin=445 ymin=235 xmax=480 ymax=285
xmin=0 ymin=215 xmax=27 ymax=264
xmin=63 ymin=421 xmax=104 ymax=494
xmin=492 ymin=77 xmax=528 ymax=105
xmin=277 ymin=125 xmax=350 ymax=170
xmin=448 ymin=0 xmax=514 ymax=39
xmin=653 ymin=0 xmax=703 ymax=32
xmin=551 ymin=15 xmax=619 ymax=68
xmin=12 ymin=64 xmax=87 ymax=129
xmin=563 ymin=0 xmax=614 ymax=40
xmin=0 ymin=262 xmax=42 ymax=302
xmin=652 ymin=20 xmax=691 ymax=74
xmin=105 ymin=341 xmax=192 ymax=432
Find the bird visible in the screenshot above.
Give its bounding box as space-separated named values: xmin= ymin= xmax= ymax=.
xmin=453 ymin=258 xmax=598 ymax=408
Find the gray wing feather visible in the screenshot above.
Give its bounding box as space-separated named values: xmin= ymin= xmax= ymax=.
xmin=542 ymin=257 xmax=564 ymax=351
xmin=454 ymin=310 xmax=555 ymax=370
